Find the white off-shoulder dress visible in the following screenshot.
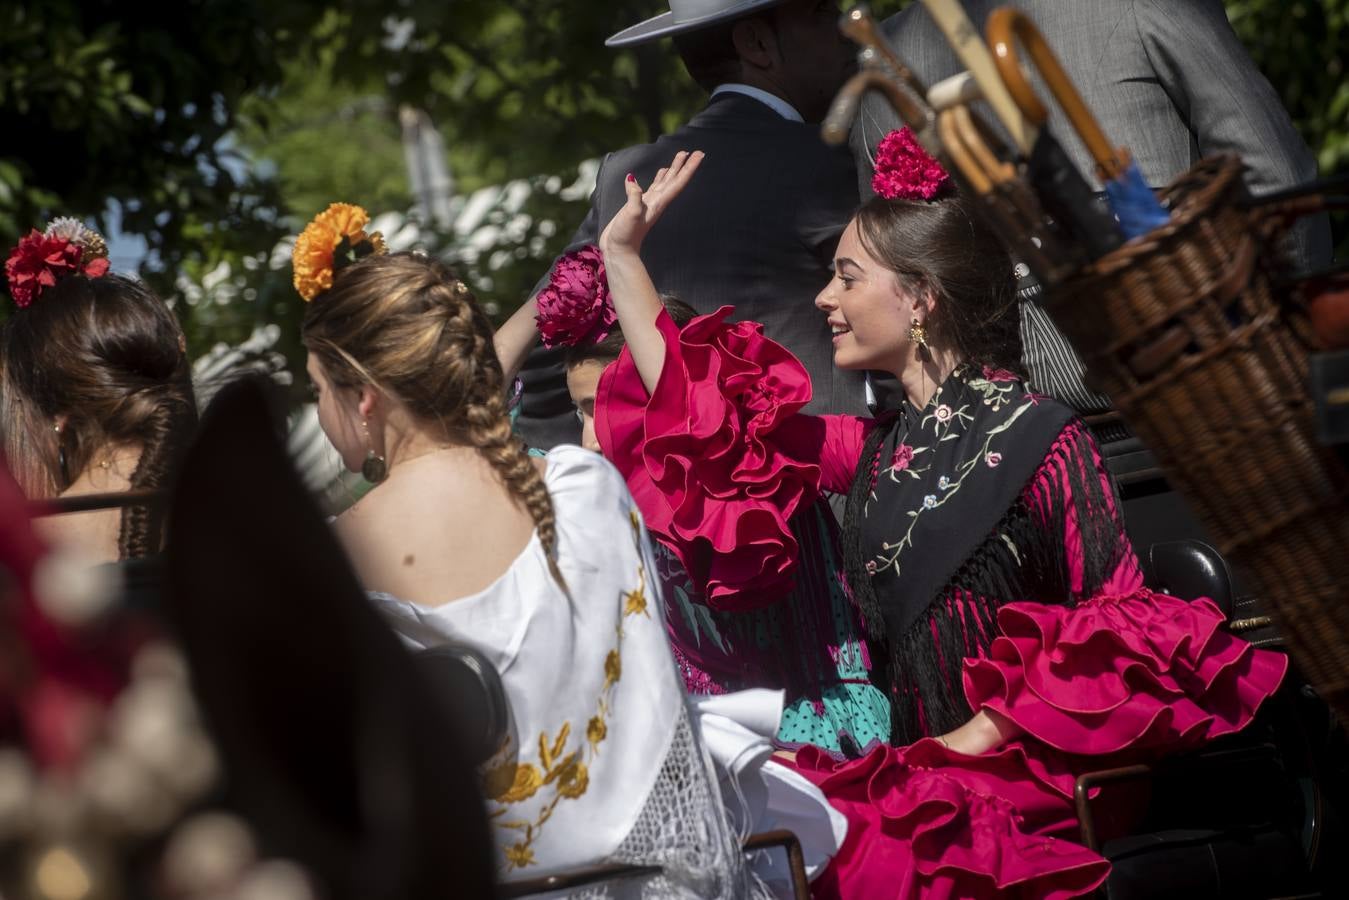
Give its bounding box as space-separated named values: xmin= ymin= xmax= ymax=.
xmin=368 ymin=447 xmax=759 ymax=897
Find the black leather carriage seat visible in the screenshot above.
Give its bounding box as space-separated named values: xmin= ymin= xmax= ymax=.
xmin=415 ymin=644 xmax=509 ymax=766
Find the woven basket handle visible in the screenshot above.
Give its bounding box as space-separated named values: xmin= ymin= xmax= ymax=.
xmin=1246 ymin=174 xmax=1349 ymax=292
xmin=1246 ymin=175 xmax=1349 ymax=348
xmin=1246 ymin=173 xmax=1349 ymax=219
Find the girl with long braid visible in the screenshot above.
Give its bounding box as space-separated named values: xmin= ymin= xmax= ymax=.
xmin=2 ymin=219 xmax=197 ymax=563
xmin=586 ymin=144 xmax=1287 ymax=897
xmin=290 ymin=204 xmax=777 ymax=895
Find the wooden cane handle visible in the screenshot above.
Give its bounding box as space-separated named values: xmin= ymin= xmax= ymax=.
xmin=840 ymin=5 xmax=930 ymax=94
xmin=951 ymin=105 xmax=1017 ymax=186
xmin=920 ymin=0 xmax=1038 ymax=154
xmin=928 ymin=72 xmax=981 ymax=111
xmin=938 ymin=108 xmax=996 ymax=195
xmin=986 ymin=6 xmax=1128 ymax=180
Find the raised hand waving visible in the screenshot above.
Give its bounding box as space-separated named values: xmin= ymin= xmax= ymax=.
xmin=599 ymin=150 xmax=705 ymax=255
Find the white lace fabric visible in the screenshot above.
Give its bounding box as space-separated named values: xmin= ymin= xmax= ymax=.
xmin=571 ymin=701 xmax=768 ymax=900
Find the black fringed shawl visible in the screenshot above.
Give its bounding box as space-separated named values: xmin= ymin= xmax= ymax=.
xmin=845 ymin=366 xmax=1127 ymax=744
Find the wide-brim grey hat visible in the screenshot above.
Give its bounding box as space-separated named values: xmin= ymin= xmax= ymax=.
xmin=606 ymin=0 xmax=788 ymax=47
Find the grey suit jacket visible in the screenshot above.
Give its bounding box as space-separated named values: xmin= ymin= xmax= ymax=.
xmin=852 ymin=0 xmax=1331 ymax=269
xmin=516 ymin=94 xmax=868 ymax=449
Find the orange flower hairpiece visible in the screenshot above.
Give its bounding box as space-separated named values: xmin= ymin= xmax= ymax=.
xmin=292 ymin=202 xmax=387 ymax=301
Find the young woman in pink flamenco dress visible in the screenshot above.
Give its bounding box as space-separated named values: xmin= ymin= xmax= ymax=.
xmin=591 ymin=138 xmax=1289 ymax=899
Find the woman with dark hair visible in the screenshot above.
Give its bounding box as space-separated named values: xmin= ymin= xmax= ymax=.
xmin=1 ymin=220 xmax=196 ymax=562
xmin=498 ymin=286 xmax=892 ymax=756
xmin=591 ymin=143 xmax=1287 ymax=897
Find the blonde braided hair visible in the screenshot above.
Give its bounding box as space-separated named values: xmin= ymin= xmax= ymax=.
xmin=301 ymin=252 xmax=565 ymax=589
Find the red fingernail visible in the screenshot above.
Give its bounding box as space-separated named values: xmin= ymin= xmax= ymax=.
xmin=626 ymin=172 xmax=636 ymax=182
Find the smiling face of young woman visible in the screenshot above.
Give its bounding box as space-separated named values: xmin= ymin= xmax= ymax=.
xmin=814 ymin=218 xmax=928 ymax=376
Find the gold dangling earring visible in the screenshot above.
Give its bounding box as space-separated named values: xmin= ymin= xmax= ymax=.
xmin=361 ymin=419 xmax=387 ymax=484
xmin=909 ymin=317 xmax=931 ymax=360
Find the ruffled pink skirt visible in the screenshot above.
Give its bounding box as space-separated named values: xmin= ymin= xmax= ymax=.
xmin=791 ymin=589 xmax=1288 ymax=899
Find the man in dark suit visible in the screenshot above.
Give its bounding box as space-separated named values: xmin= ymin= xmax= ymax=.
xmin=851 ymin=0 xmax=1331 ymax=416
xmin=515 ymin=0 xmax=868 ymax=448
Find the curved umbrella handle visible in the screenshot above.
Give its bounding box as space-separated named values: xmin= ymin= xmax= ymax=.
xmin=822 ymin=68 xmax=932 ymax=146
xmin=920 ymin=0 xmax=1037 ymax=154
xmin=938 ymin=108 xmax=995 ymax=195
xmin=986 ymin=7 xmax=1128 ymax=181
xmin=950 ymin=105 xmax=1017 ymax=188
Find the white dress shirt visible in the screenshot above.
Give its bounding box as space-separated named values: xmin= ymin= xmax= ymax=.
xmin=711 ymin=83 xmax=803 ymax=123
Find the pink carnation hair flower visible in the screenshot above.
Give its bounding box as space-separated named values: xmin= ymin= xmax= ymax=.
xmin=535 ymin=245 xmax=617 ymax=349
xmin=871 ymin=127 xmax=952 ymax=202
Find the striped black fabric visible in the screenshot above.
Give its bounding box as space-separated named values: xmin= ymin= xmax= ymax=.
xmin=1018 ymin=290 xmax=1112 ymax=415
xmin=1018 ymin=281 xmax=1135 ymax=445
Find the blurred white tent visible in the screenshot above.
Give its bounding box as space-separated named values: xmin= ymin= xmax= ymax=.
xmin=400 ymin=106 xmax=454 ymax=229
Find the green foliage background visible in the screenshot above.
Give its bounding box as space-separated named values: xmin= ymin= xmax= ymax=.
xmin=0 ymin=0 xmax=1343 ymax=373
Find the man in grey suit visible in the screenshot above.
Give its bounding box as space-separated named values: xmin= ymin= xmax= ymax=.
xmin=515 ymin=0 xmax=868 ymax=449
xmin=851 ymin=0 xmax=1331 ymax=415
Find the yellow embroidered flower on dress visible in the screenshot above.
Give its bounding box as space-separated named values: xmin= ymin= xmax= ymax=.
xmin=555 ymin=756 xmax=589 ymax=799
xmin=504 ymin=843 xmax=536 ymax=869
xmin=586 ymin=715 xmax=607 ymax=753
xmin=483 ymin=761 xmax=544 ymax=804
xmin=292 ymin=202 xmax=387 ymax=301
xmin=624 ymin=584 xmax=648 ymax=618
xmin=603 ymin=650 xmax=622 ymax=689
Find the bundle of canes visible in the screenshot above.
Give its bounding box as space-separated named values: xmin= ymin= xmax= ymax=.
xmin=822 ymin=4 xmax=1091 ymax=289
xmin=985 ymin=5 xmax=1349 ymax=724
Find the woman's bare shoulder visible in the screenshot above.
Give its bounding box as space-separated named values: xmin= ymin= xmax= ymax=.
xmin=329 ymin=463 xmax=539 ymax=605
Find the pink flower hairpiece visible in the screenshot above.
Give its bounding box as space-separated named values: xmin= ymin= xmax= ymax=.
xmin=872 ymin=127 xmax=952 ymax=202
xmin=5 ymin=219 xmax=111 ymax=309
xmin=535 ymin=245 xmax=617 ymax=349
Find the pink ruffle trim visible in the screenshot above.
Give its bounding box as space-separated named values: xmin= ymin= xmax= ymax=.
xmin=595 ymin=307 xmax=824 ymax=609
xmin=794 ymin=742 xmax=1109 ymax=899
xmin=964 ymin=591 xmax=1289 ymax=757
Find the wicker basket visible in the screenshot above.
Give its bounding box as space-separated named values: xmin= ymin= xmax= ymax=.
xmin=1043 ymin=155 xmax=1349 ymax=720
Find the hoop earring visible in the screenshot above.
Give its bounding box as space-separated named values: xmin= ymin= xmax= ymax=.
xmin=54 ymin=424 xmax=70 ymax=486
xmin=361 ymin=420 xmax=387 ymax=484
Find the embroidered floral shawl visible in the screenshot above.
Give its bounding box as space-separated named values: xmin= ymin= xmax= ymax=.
xmin=852 ymin=366 xmax=1121 ymax=741
xmin=858 ymin=366 xmax=1069 ymax=637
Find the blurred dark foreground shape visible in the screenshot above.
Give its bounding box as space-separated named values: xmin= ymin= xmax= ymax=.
xmin=164 ymin=376 xmax=498 ymax=899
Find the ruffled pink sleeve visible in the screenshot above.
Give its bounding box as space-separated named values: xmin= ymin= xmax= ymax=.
xmin=594 ymin=307 xmax=869 ymax=610
xmin=963 ymin=421 xmax=1288 ymax=757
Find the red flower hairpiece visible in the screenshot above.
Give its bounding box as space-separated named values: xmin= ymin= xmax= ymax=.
xmin=5 ymin=219 xmax=111 ymax=309
xmin=535 ymin=245 xmax=616 ymax=349
xmin=872 ymin=127 xmax=952 ymax=202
